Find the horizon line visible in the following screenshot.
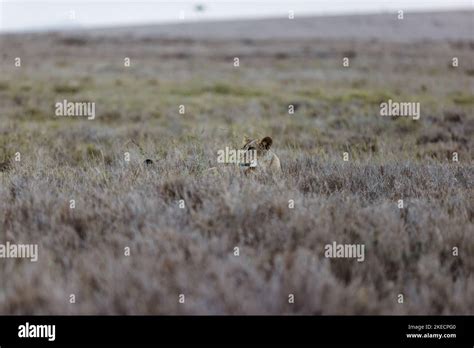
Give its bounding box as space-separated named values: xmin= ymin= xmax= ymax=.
xmin=1 ymin=7 xmax=472 ymax=34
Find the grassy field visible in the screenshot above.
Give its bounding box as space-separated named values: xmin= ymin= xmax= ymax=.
xmin=0 ymin=13 xmax=473 ymax=314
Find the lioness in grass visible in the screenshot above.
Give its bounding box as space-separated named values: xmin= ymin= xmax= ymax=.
xmin=239 ymin=136 xmax=281 ymax=175
xmin=142 ymin=136 xmax=282 ymax=175
xmin=205 ymin=136 xmax=281 ymax=176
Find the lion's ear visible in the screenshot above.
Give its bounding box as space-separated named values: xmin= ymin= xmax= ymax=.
xmin=242 ymin=135 xmax=251 ymax=145
xmin=260 ymin=136 xmax=273 ymax=150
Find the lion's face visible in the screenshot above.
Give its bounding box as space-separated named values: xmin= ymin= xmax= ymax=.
xmin=240 ymin=136 xmax=274 ymax=169
xmin=242 ymin=136 xmax=272 ymax=153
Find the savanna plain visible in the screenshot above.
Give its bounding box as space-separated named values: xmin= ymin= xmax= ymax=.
xmin=0 ymin=11 xmax=473 ymax=314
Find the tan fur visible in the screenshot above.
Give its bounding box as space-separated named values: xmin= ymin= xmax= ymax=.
xmin=203 ymin=135 xmax=282 ymax=177
xmin=240 ymin=136 xmax=282 ymax=175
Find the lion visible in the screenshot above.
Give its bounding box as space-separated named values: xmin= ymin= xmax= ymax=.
xmin=201 ymin=136 xmax=281 ymax=177
xmin=239 ymin=136 xmax=281 ymax=175
xmin=136 ymin=136 xmax=282 ymax=176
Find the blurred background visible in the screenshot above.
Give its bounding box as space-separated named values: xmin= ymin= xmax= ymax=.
xmin=1 ymin=0 xmax=472 ymax=32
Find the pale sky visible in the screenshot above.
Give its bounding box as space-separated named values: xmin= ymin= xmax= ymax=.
xmin=0 ymin=0 xmax=472 ymax=32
